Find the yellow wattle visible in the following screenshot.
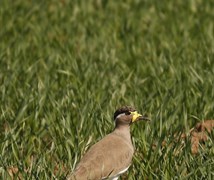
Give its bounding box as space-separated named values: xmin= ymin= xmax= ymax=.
xmin=131 ymin=111 xmax=142 ymax=122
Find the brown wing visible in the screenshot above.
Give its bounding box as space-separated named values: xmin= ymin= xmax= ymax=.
xmin=68 ymin=133 xmax=134 ymax=180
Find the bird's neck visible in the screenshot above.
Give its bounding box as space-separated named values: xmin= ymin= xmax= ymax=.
xmin=113 ymin=124 xmax=132 ymax=143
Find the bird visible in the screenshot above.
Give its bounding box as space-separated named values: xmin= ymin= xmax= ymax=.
xmin=67 ymin=106 xmax=150 ymax=180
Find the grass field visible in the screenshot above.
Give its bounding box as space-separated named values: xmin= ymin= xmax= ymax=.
xmin=0 ymin=0 xmax=214 ymax=179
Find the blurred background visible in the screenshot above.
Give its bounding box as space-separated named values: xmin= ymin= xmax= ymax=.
xmin=0 ymin=0 xmax=213 ymax=179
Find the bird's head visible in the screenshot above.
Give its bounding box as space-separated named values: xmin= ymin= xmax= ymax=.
xmin=113 ymin=106 xmax=150 ymax=126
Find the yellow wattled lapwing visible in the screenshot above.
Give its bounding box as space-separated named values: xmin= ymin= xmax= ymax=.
xmin=67 ymin=106 xmax=150 ymax=180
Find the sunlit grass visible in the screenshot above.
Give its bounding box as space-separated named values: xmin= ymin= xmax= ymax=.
xmin=0 ymin=0 xmax=214 ymax=179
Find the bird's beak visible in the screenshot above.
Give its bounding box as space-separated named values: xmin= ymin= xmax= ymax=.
xmin=131 ymin=111 xmax=150 ymax=123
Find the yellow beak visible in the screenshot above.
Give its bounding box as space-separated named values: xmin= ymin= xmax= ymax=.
xmin=131 ymin=111 xmax=150 ymax=122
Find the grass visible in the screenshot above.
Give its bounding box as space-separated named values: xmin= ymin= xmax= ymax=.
xmin=0 ymin=0 xmax=214 ymax=179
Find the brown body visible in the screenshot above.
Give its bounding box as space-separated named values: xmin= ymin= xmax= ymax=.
xmin=69 ymin=129 xmax=133 ymax=179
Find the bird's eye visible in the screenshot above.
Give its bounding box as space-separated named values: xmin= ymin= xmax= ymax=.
xmin=125 ymin=112 xmax=131 ymax=115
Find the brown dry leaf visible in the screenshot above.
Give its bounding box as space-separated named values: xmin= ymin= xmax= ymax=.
xmin=152 ymin=120 xmax=214 ymax=155
xmin=190 ymin=120 xmax=214 ymax=154
xmin=194 ymin=120 xmax=214 ymax=133
xmin=7 ymin=166 xmax=22 ymax=180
